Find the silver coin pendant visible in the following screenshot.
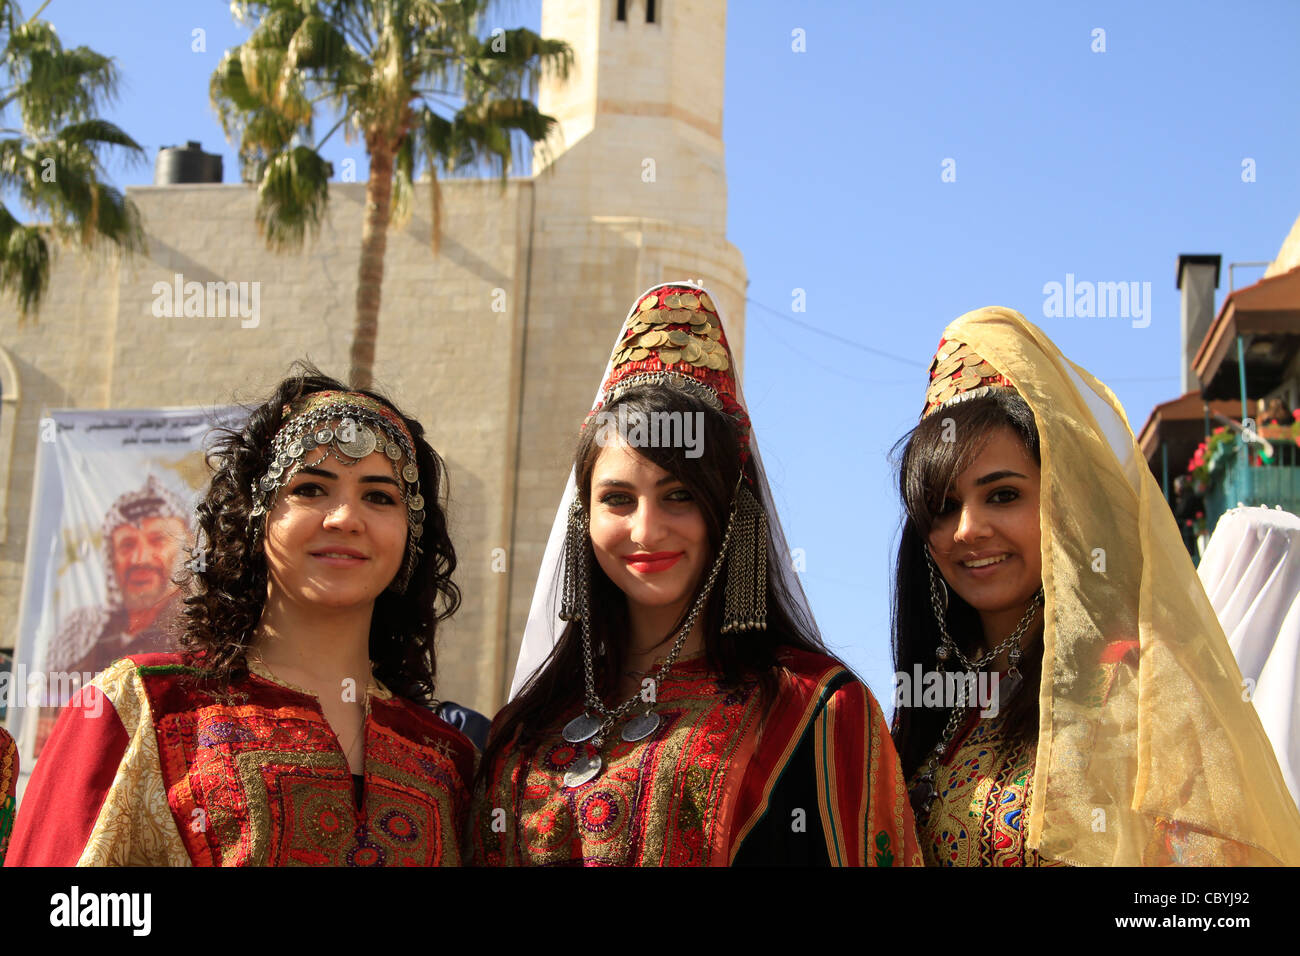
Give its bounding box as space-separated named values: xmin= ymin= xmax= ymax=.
xmin=563 ymin=753 xmax=602 ymax=789
xmin=562 ymin=713 xmax=601 ymax=743
xmin=621 ymin=711 xmax=660 ymax=742
xmin=337 ymin=423 xmax=377 ymax=460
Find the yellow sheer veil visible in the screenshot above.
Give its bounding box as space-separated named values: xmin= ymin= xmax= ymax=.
xmin=938 ymin=306 xmax=1300 ymax=865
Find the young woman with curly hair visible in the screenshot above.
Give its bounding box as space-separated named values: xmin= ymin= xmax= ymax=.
xmin=6 ymin=365 xmax=475 ymax=867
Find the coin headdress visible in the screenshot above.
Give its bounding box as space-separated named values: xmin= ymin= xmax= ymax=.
xmin=582 ymin=284 xmax=752 ymax=460
xmin=920 ymin=336 xmax=1016 ymax=419
xmin=915 ymin=305 xmax=1300 ymax=865
xmin=249 ymin=390 xmax=425 ymax=594
xmin=510 ymin=281 xmax=821 ymax=700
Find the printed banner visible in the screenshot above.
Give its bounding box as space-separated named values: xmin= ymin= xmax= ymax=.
xmin=4 ymin=406 xmax=245 ymax=774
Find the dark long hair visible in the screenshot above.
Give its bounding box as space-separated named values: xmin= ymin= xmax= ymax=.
xmin=176 ymin=361 xmax=460 ymax=705
xmin=479 ymin=383 xmax=827 ymax=781
xmin=890 ymin=389 xmax=1043 ymax=778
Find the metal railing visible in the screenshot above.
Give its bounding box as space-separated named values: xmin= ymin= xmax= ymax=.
xmin=1206 ymin=438 xmax=1300 ymax=536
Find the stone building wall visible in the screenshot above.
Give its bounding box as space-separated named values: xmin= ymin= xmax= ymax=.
xmin=0 ymin=0 xmax=746 ymax=715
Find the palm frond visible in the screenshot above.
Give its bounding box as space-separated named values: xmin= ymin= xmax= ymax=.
xmin=0 ymin=3 xmax=142 ymax=316
xmin=0 ymin=203 xmax=49 ymax=316
xmin=255 ymin=144 xmax=332 ymax=251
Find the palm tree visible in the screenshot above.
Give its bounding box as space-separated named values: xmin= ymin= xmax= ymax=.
xmin=211 ymin=0 xmax=572 ymax=388
xmin=0 ymin=0 xmax=144 ymax=319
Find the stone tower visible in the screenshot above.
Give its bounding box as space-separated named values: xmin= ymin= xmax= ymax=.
xmin=534 ymin=0 xmax=730 ymax=231
xmin=499 ymin=0 xmax=746 ymax=703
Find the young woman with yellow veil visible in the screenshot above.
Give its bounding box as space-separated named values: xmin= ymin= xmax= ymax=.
xmin=891 ymin=306 xmax=1300 ymax=866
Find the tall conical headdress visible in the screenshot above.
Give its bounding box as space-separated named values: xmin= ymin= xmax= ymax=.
xmin=584 ymin=284 xmax=751 ymax=459
xmin=511 ymin=281 xmax=820 ymax=697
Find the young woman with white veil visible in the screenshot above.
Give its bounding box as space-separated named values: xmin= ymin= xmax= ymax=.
xmin=892 ymin=306 xmax=1300 ymax=866
xmin=472 ymin=282 xmax=920 ymax=866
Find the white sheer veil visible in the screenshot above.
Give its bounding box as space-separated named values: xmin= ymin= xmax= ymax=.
xmin=509 ymin=280 xmax=820 ymax=698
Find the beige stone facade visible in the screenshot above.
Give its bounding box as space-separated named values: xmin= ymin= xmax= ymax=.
xmin=0 ymin=0 xmax=745 ymax=715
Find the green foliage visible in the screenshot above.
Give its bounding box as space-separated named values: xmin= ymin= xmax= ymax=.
xmin=212 ymin=0 xmax=573 ymax=252
xmin=0 ymin=0 xmax=144 ymax=317
xmin=257 ymin=144 xmax=333 ymax=250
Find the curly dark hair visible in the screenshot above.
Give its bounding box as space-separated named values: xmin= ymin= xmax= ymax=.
xmin=176 ymin=361 xmax=460 ymax=705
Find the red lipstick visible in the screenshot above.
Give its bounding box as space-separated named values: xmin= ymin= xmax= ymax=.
xmin=623 ymin=551 xmax=683 ymax=573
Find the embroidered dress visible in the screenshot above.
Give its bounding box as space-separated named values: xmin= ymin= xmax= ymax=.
xmin=474 ymin=648 xmax=920 ymax=867
xmin=912 ymin=641 xmax=1144 ymax=867
xmin=913 ymin=709 xmax=1060 ymax=867
xmin=0 ymin=727 xmax=16 ymax=864
xmin=5 ymin=652 xmax=474 ymax=867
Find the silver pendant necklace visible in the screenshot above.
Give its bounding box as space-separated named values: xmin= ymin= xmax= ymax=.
xmin=560 ymin=504 xmax=742 ymax=789
xmin=910 ymin=593 xmax=1043 ymax=822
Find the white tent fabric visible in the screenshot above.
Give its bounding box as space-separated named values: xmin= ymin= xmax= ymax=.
xmin=1198 ymin=505 xmax=1300 ymax=807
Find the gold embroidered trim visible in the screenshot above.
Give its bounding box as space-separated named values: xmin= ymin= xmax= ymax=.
xmin=79 ymin=659 xmax=191 ymax=867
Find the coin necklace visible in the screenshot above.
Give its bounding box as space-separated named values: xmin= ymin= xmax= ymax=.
xmin=560 ymin=495 xmax=740 ymax=789
xmin=908 ymin=590 xmax=1045 ymax=821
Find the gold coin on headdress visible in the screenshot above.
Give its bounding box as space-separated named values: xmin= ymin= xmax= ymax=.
xmin=700 ymin=293 xmax=716 ymax=312
xmin=706 ymin=324 xmax=722 ymax=341
xmin=704 ymin=351 xmax=724 ymax=371
xmin=680 ymin=294 xmax=700 ymax=311
xmin=935 ymin=355 xmax=963 ymax=377
xmin=664 ymin=294 xmax=682 ymax=309
xmin=699 ymin=337 xmax=717 ymax=353
xmin=972 ymin=361 xmax=999 ymax=377
xmin=665 ymin=309 xmax=689 ymax=324
xmin=962 ymin=354 xmax=984 ymax=367
xmin=717 ymin=353 xmax=730 ymax=371
xmin=958 ymin=369 xmax=981 ymax=388
xmin=630 ymin=347 xmax=650 ymax=361
xmin=667 ymin=329 xmax=690 ymax=347
xmin=951 ymin=343 xmax=972 ymax=360
xmin=638 ymin=296 xmax=657 ymax=312
xmin=659 ymin=348 xmax=682 ymax=364
xmin=683 ymin=341 xmax=704 ymax=363
xmin=689 ymin=311 xmax=708 ymax=326
xmin=937 ymin=382 xmax=957 ymax=403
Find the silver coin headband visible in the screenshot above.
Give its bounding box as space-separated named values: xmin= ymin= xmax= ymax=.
xmin=248 ymin=397 xmax=425 ymax=594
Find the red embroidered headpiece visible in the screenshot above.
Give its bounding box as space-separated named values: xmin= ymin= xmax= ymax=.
xmin=584 ymin=284 xmax=751 ymax=460
xmin=920 ymin=336 xmax=1015 ymax=419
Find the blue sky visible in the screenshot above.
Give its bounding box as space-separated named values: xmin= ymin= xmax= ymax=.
xmin=10 ymin=1 xmax=1300 ymax=709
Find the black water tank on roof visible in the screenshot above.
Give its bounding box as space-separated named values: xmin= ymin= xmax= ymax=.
xmin=153 ymin=141 xmax=223 ymax=185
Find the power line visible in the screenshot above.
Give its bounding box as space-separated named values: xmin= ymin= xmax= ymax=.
xmin=745 ymin=297 xmax=925 ymax=369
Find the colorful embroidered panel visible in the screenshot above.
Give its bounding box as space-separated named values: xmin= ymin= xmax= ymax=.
xmin=474 ymin=657 xmax=762 ymax=866
xmin=138 ymin=655 xmax=474 ymax=867
xmin=727 ymin=653 xmax=923 ymax=867
xmin=0 ymin=727 xmax=17 ymax=864
xmin=913 ymin=709 xmax=1064 ymax=868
